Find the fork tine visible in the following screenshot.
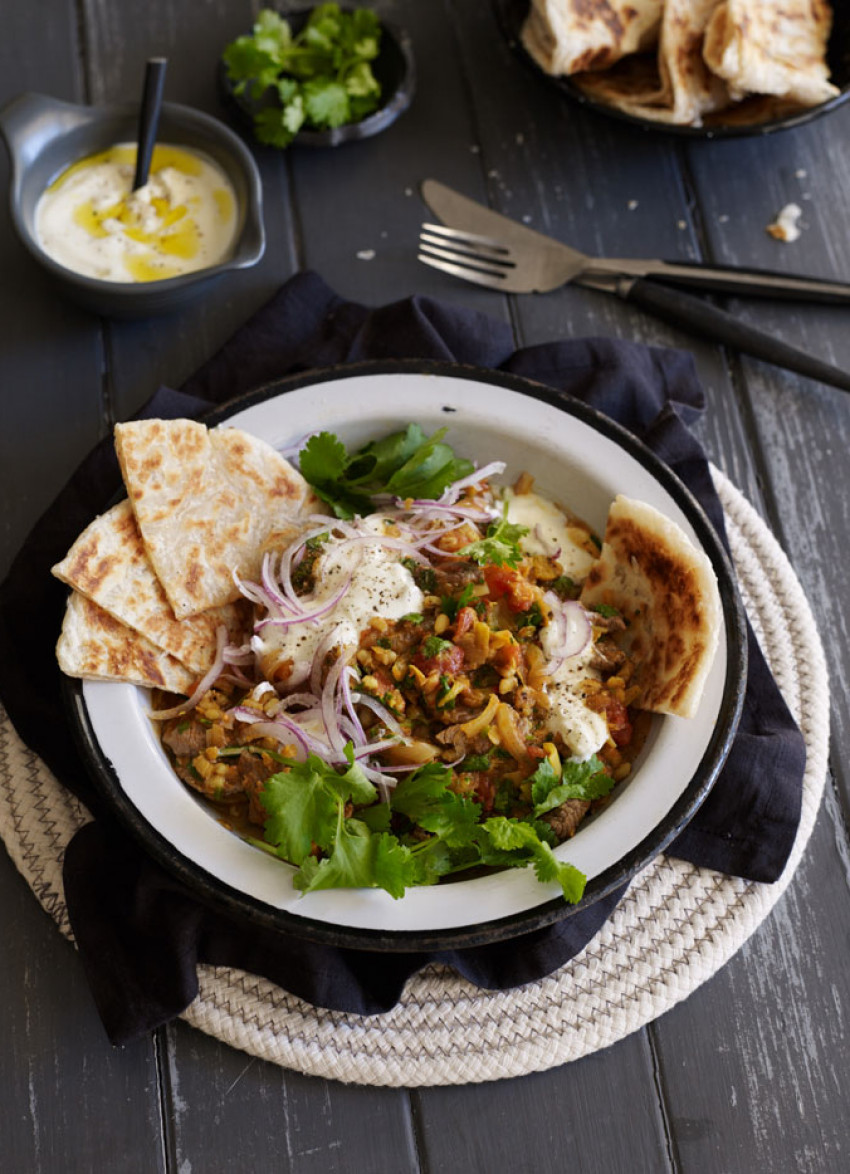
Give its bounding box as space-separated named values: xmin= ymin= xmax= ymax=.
xmin=421 ymin=222 xmax=511 ymax=256
xmin=417 ymin=252 xmax=507 ymax=289
xmin=419 ymin=234 xmax=515 ymax=271
xmin=418 ymin=240 xmax=513 ymax=278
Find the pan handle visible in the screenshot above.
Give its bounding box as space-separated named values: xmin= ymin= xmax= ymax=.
xmin=621 ymin=277 xmax=850 ymax=394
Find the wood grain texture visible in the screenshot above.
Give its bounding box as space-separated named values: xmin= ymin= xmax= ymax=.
xmin=413 ymin=1032 xmax=673 ymax=1174
xmin=162 ymin=1020 xmax=419 ymax=1174
xmin=0 ymin=849 xmax=166 ymax=1173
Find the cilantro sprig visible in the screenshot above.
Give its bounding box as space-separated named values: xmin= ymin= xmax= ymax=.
xmin=260 ymin=753 xmax=590 ymax=903
xmin=459 ymin=505 xmax=528 ymax=568
xmin=298 ymin=424 xmax=475 ymax=519
xmin=223 ymin=5 xmax=383 ymax=149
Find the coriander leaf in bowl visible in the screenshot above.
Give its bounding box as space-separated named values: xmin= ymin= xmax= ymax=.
xmin=220 ymin=4 xmax=415 ymax=148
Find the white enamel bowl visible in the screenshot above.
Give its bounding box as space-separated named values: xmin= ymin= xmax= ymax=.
xmin=69 ymin=362 xmax=747 ymax=950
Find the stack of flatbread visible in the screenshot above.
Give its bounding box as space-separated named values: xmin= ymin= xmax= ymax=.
xmin=521 ymin=0 xmax=838 ymax=127
xmin=53 ymin=418 xmax=314 ymax=693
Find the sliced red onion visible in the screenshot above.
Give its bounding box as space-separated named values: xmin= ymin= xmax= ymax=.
xmin=310 ymin=623 xmax=350 ymax=695
xmin=148 ymin=627 xmax=228 ymax=720
xmin=439 ymin=461 xmax=506 ymax=505
xmin=352 ymin=692 xmax=411 ymax=743
xmin=275 ymin=691 xmax=321 ymax=711
xmin=542 ymin=593 xmax=592 ymax=673
xmin=254 ymin=569 xmax=354 ymax=632
xmin=339 ymin=665 xmax=366 ymax=745
xmin=321 ymin=652 xmax=355 ymax=756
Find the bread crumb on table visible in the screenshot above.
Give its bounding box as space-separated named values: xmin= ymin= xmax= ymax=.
xmin=766 ymin=203 xmax=803 ymax=243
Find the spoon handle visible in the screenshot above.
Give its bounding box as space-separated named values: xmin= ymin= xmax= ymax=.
xmin=133 ymin=57 xmax=167 ymax=191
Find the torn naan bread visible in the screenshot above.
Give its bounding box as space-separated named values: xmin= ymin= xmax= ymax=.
xmin=575 ymin=0 xmax=730 ymax=125
xmin=703 ymin=0 xmax=838 ymax=108
xmin=115 ymin=419 xmax=312 ymax=620
xmin=51 ymin=500 xmax=251 ymax=673
xmin=580 ymin=495 xmax=721 ymax=719
xmin=521 ymin=0 xmax=663 ymax=76
xmin=56 ymin=591 xmax=196 ymax=693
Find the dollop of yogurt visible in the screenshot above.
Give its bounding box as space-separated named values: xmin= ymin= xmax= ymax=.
xmin=35 ymin=142 xmax=239 ymax=282
xmin=504 ymin=489 xmax=597 ymax=579
xmin=540 ymin=619 xmax=608 ymax=760
xmin=253 ymin=528 xmax=423 ymax=687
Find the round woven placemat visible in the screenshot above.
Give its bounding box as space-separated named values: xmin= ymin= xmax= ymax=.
xmin=0 ymin=470 xmax=829 ymax=1087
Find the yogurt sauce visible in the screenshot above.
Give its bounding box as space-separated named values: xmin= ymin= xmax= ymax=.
xmin=35 ymin=143 xmax=239 ymax=283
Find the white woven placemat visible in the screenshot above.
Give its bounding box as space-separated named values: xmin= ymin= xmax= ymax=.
xmin=0 ymin=469 xmax=830 ymax=1087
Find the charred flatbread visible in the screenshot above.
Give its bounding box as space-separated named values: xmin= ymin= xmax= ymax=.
xmin=114 ymin=419 xmax=313 ymax=620
xmin=703 ymin=0 xmax=838 ymax=108
xmin=51 ymin=500 xmax=251 ymax=673
xmin=56 ymin=591 xmax=196 ymax=693
xmin=575 ymin=0 xmax=729 ymax=125
xmin=580 ymin=495 xmax=721 ymax=719
xmin=521 ymin=0 xmax=663 ymax=77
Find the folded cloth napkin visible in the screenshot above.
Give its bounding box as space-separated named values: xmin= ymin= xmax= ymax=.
xmin=0 ymin=271 xmax=806 ymax=1044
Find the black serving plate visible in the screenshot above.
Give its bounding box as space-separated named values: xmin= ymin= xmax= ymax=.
xmin=495 ymin=0 xmax=850 ymax=139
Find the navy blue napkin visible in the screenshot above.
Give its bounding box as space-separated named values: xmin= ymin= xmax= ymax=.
xmin=0 ymin=272 xmax=806 ymax=1044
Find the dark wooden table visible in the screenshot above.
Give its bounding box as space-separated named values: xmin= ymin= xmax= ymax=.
xmin=2 ymin=3 xmax=849 ymax=1171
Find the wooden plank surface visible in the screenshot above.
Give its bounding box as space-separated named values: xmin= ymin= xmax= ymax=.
xmin=1 ymin=0 xmax=849 ymax=1171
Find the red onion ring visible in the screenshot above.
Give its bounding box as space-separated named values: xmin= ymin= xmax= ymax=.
xmin=148 ymin=627 xmax=229 ymax=720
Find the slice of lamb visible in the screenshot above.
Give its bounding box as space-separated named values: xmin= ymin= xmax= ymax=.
xmin=541 ymin=798 xmax=591 ymax=842
xmin=161 ymin=718 xmax=208 ymax=758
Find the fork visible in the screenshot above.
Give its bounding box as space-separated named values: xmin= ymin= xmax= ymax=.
xmin=418 ymin=223 xmax=850 ymax=394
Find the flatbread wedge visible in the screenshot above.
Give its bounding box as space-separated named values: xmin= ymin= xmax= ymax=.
xmin=56 ymin=591 xmax=196 ymax=693
xmin=575 ymin=0 xmax=730 ymax=126
xmin=703 ymin=0 xmax=838 ymax=108
xmin=115 ymin=419 xmax=313 ymax=620
xmin=51 ymin=500 xmax=251 ymax=673
xmin=521 ymin=0 xmax=663 ymax=77
xmin=580 ymin=495 xmax=721 ymax=719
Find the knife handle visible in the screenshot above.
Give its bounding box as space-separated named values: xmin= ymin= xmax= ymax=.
xmin=623 ymin=277 xmax=850 ymax=394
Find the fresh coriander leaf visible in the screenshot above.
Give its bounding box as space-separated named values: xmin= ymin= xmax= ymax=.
xmin=441 ymin=582 xmax=475 ymax=622
xmin=357 ymin=802 xmax=392 ymax=833
xmin=222 ymin=5 xmax=383 ymax=149
xmin=260 ymin=749 xmax=377 ymax=865
xmin=422 ymin=635 xmax=454 ymax=658
xmin=303 ymin=78 xmax=351 ymax=129
xmin=480 ymin=817 xmax=586 ymax=903
xmin=299 ymin=430 xmax=349 ymax=484
xmin=385 ymin=428 xmax=474 ymax=499
xmin=530 ymin=840 xmax=586 ymax=903
xmin=531 ymin=755 xmax=615 ymax=816
xmin=460 ymin=507 xmax=529 ymax=568
xmin=391 ymin=763 xmax=481 ymax=848
xmin=592 ymin=603 xmax=622 ymax=618
xmin=260 ymin=763 xmax=339 ymax=865
xmin=294 ymin=813 xmax=415 ymax=899
xmin=356 ymin=424 xmax=428 ymax=486
xmin=462 ymin=752 xmax=491 ymax=772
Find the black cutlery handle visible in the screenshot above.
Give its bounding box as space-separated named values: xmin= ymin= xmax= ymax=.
xmin=649 ymin=259 xmax=850 ymax=303
xmin=624 ymin=277 xmax=850 ymax=394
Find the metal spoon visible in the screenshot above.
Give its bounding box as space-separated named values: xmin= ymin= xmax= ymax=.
xmin=132 ymin=57 xmax=167 ymax=191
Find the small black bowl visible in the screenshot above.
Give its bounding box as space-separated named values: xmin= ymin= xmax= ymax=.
xmin=0 ymin=93 xmax=265 ymax=317
xmin=495 ymin=0 xmax=850 ymax=139
xmin=219 ymin=7 xmax=415 ymax=148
